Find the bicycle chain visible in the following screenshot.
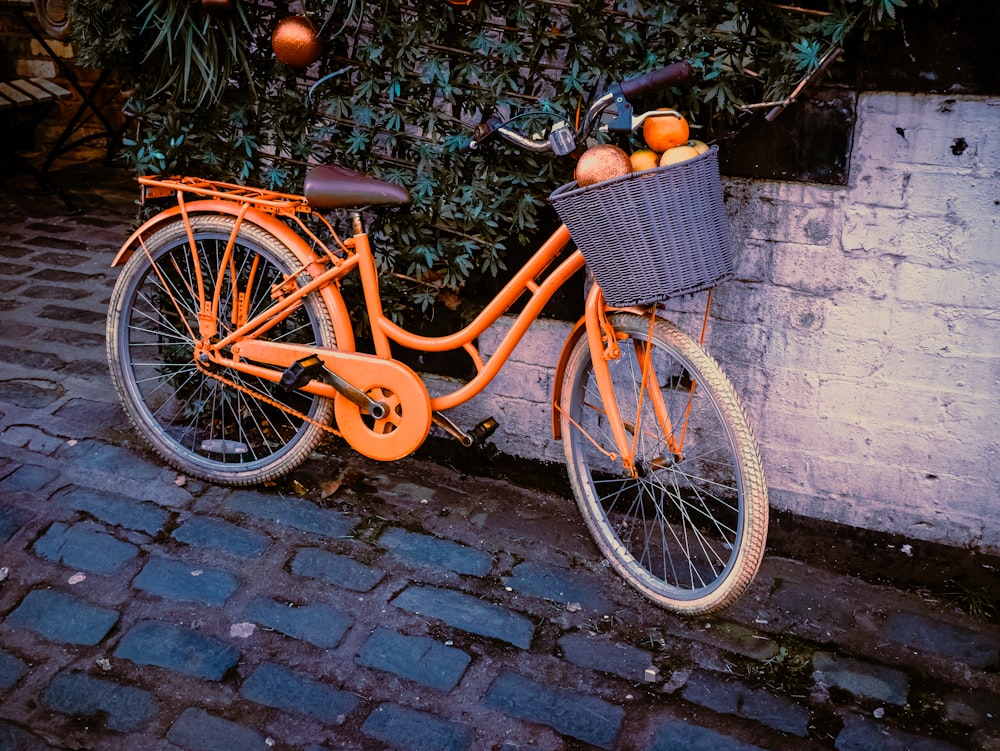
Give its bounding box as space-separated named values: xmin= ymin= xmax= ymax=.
xmin=195 ymin=359 xmax=343 ymax=438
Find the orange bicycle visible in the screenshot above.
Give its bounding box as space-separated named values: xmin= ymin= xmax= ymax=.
xmin=106 ymin=61 xmax=768 ymax=615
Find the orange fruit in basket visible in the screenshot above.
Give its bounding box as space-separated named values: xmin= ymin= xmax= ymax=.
xmin=643 ymin=110 xmax=689 ymax=152
xmin=689 ymin=139 xmax=710 ymax=154
xmin=629 ymin=149 xmax=660 ymax=172
xmin=659 ymin=144 xmax=701 ymax=167
xmin=574 ymin=144 xmax=633 ymax=187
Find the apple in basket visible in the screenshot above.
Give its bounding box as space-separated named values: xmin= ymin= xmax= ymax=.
xmin=574 ymin=144 xmax=633 ymax=187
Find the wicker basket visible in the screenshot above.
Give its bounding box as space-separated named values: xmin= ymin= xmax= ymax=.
xmin=550 ymin=145 xmax=733 ymax=307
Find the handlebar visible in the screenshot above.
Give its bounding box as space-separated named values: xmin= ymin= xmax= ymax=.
xmin=618 ymin=60 xmax=693 ymax=99
xmin=469 ymin=60 xmax=694 ymax=154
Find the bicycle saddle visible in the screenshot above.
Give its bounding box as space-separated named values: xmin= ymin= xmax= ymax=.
xmin=304 ymin=164 xmax=412 ymax=209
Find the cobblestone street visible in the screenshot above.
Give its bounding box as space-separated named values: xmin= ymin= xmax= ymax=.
xmin=1 ymin=159 xmax=999 ymax=750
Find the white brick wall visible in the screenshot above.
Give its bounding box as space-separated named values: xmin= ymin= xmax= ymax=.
xmin=428 ymin=92 xmax=1000 ymax=554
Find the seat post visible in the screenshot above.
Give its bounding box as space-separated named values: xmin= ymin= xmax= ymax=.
xmin=350 ymin=211 xmax=365 ymax=236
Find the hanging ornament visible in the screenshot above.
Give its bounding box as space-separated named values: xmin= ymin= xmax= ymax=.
xmin=272 ymin=15 xmax=322 ymax=69
xmin=201 ymin=0 xmax=235 ymax=18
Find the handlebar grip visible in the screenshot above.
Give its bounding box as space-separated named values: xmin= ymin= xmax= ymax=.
xmin=618 ymin=61 xmax=694 ymax=99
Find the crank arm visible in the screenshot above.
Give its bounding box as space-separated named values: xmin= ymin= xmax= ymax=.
xmin=282 ymin=354 xmax=387 ymax=418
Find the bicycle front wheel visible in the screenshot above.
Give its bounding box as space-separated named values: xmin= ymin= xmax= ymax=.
xmin=561 ymin=312 xmax=768 ymax=616
xmin=107 ymin=215 xmax=337 ymax=486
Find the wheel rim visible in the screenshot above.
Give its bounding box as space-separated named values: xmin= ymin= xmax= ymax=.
xmin=113 ymin=223 xmax=332 ymax=476
xmin=566 ymin=321 xmax=747 ymax=603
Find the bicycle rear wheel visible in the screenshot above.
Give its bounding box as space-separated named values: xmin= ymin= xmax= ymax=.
xmin=561 ymin=312 xmax=767 ymax=615
xmin=107 ymin=215 xmax=336 ymax=485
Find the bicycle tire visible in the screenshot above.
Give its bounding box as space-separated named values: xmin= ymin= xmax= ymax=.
xmin=561 ymin=312 xmax=768 ymax=615
xmin=107 ymin=215 xmax=337 ymax=485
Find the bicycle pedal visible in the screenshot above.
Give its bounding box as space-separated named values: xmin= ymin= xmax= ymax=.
xmin=280 ymin=355 xmax=326 ymax=391
xmin=469 ymin=417 xmax=499 ymax=445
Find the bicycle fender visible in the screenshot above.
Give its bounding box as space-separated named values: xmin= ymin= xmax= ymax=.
xmin=551 ymin=316 xmax=587 ymax=440
xmin=111 ymin=200 xmax=355 ymax=349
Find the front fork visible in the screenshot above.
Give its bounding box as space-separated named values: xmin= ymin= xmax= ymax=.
xmin=580 ymin=286 xmax=682 ymax=479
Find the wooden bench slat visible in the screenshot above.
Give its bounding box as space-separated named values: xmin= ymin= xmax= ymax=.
xmin=29 ymin=77 xmax=71 ymax=99
xmin=10 ymin=78 xmax=55 ymax=103
xmin=0 ymin=81 xmax=32 ymax=106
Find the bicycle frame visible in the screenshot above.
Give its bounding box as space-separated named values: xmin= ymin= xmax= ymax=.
xmin=114 ymin=175 xmax=674 ymax=475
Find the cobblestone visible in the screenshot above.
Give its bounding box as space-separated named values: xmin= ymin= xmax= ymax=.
xmin=361 ymin=702 xmax=475 ymax=751
xmin=482 ymin=669 xmax=626 ymax=750
xmin=647 ymin=717 xmax=766 ymax=751
xmin=290 ymin=547 xmax=385 ymax=592
xmin=379 ymin=526 xmax=493 ymax=576
xmin=33 ymin=522 xmax=139 ymax=574
xmin=114 ymin=621 xmax=239 ymax=680
xmin=7 ymin=589 xmax=119 ymax=645
xmin=132 ymin=556 xmax=238 ymax=606
xmin=0 ymin=650 xmax=27 ymax=691
xmin=881 ymin=611 xmax=1000 ymax=670
xmin=812 ymin=651 xmax=909 ymax=706
xmin=225 ymin=490 xmax=357 ymax=539
xmin=834 ymin=713 xmax=964 ymax=751
xmin=557 ymin=631 xmax=654 ymax=682
xmin=680 ymin=670 xmax=811 ymax=737
xmin=166 ymin=708 xmax=270 ymax=751
xmin=356 ymin=626 xmax=472 ymax=691
xmin=172 ymin=516 xmax=271 ymax=559
xmin=244 ymin=597 xmax=352 ymax=649
xmin=43 ymin=671 xmax=157 ymax=732
xmin=51 ymin=486 xmax=170 ymax=536
xmin=393 ymin=585 xmax=535 ymax=649
xmin=241 ymin=661 xmax=358 ymax=724
xmin=505 ymin=561 xmax=612 ymax=612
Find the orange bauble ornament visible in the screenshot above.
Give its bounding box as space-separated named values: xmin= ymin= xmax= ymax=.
xmin=272 ymin=15 xmax=321 ymax=69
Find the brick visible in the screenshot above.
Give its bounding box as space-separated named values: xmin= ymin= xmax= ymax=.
xmin=167 ymin=708 xmax=269 ymax=751
xmin=241 ymin=662 xmax=357 ymax=724
xmin=647 ymin=717 xmax=766 ymax=751
xmin=895 ymin=263 xmax=999 ymax=309
xmin=0 ymin=503 xmax=33 ymax=542
xmin=680 ymin=671 xmax=811 ymax=737
xmin=244 ymin=597 xmax=351 ymax=649
xmin=361 ymin=702 xmax=474 ymax=751
xmin=393 ymin=585 xmax=535 ymax=649
xmin=172 ymin=516 xmax=270 ymax=559
xmin=356 ymin=627 xmax=471 ymax=692
xmin=51 ymin=486 xmax=169 ymax=536
xmin=505 ymin=562 xmax=612 ymax=613
xmin=0 ymin=650 xmax=28 ymax=690
xmin=835 ymin=713 xmax=963 ymax=751
xmin=33 ymin=522 xmax=138 ymax=574
xmin=812 ymin=652 xmax=908 ymax=705
xmin=114 ymin=621 xmax=239 ymax=680
xmin=379 ymin=527 xmax=493 ymax=576
xmin=290 ymin=548 xmax=384 ymax=592
xmin=7 ymin=589 xmax=118 ymax=646
xmin=225 ymin=490 xmax=357 ymax=539
xmin=43 ymin=671 xmax=157 ymax=732
xmin=482 ymin=670 xmax=624 ymax=750
xmin=881 ymin=611 xmax=999 ymax=670
xmin=133 ymin=556 xmax=238 ymax=606
xmin=557 ymin=632 xmax=653 ymax=682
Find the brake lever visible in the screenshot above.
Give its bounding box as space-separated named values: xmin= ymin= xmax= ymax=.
xmin=597 ymin=108 xmax=684 ymax=135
